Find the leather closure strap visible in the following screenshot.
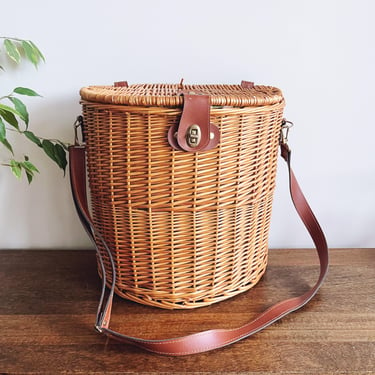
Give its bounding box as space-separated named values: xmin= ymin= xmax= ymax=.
xmin=177 ymin=93 xmax=210 ymax=151
xmin=69 ymin=134 xmax=329 ymax=356
xmin=168 ymin=92 xmax=220 ymax=152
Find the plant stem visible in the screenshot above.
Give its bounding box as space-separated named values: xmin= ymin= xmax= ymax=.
xmin=6 ymin=127 xmax=70 ymax=147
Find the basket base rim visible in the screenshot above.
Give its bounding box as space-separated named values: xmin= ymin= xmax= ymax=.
xmin=99 ymin=266 xmax=267 ymax=310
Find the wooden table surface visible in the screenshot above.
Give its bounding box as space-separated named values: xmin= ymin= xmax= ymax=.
xmin=0 ymin=248 xmax=374 ymax=374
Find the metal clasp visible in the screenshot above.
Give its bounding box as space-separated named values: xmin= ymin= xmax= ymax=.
xmin=280 ymin=119 xmax=294 ymax=145
xmin=74 ymin=115 xmax=84 ymax=146
xmin=186 ymin=124 xmax=202 ymax=147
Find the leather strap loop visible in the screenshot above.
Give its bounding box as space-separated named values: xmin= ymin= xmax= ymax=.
xmin=240 ymin=80 xmax=255 ymax=89
xmin=114 ymin=81 xmax=128 ymax=87
xmin=69 ymin=138 xmax=328 ymax=356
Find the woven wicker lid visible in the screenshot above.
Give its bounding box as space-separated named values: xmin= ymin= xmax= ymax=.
xmin=80 ymin=83 xmax=284 ymax=107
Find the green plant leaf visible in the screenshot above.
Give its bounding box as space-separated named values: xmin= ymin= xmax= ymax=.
xmin=24 ymin=130 xmax=42 ymax=146
xmin=22 ymin=160 xmax=39 ymax=173
xmin=10 ymin=159 xmax=22 ymax=179
xmin=13 ymin=87 xmax=42 ymax=97
xmin=41 ymin=139 xmax=67 ymax=173
xmin=41 ymin=139 xmax=56 ymax=161
xmin=20 ymin=157 xmax=39 ymax=183
xmin=0 ymin=109 xmax=19 ymax=129
xmin=57 ymin=140 xmax=70 ymax=151
xmin=0 ymin=103 xmax=22 ymax=117
xmin=28 ymin=41 xmax=45 ymax=62
xmin=7 ymin=158 xmax=39 ymax=183
xmin=8 ymin=97 xmax=29 ymax=125
xmin=4 ymin=39 xmax=21 ymax=64
xmin=54 ymin=143 xmax=67 ymax=173
xmin=25 ymin=170 xmax=33 ymax=183
xmin=0 ymin=117 xmax=5 ymax=141
xmin=22 ymin=40 xmax=39 ymax=68
xmin=0 ymin=138 xmax=13 ymax=154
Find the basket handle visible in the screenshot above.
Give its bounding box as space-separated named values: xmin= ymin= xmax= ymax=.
xmin=68 ymin=134 xmax=329 ymax=356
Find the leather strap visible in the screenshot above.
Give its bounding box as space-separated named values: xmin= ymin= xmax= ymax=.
xmin=69 ymin=139 xmax=328 ymax=356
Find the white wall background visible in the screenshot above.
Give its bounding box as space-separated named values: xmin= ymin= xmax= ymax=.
xmin=1 ymin=0 xmax=374 ymax=249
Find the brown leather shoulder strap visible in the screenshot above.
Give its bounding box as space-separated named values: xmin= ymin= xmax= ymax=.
xmin=68 ymin=141 xmax=328 ymax=356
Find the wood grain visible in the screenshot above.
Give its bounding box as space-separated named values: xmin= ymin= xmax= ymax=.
xmin=0 ymin=248 xmax=374 ymax=374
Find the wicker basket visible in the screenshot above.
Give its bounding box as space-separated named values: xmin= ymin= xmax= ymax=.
xmin=79 ymin=82 xmax=285 ymax=309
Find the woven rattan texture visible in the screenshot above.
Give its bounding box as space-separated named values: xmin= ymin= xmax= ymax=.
xmin=80 ymin=84 xmax=283 ymax=107
xmin=81 ymin=84 xmax=285 ymax=309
